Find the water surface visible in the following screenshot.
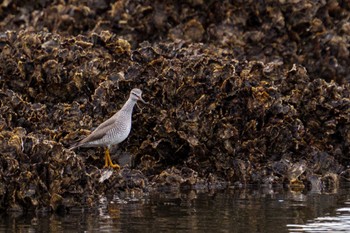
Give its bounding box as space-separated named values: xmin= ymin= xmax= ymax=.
xmin=1 ymin=183 xmax=350 ymax=233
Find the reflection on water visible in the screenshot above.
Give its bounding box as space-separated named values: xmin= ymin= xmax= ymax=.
xmin=1 ymin=183 xmax=350 ymax=233
xmin=288 ymin=204 xmax=350 ymax=232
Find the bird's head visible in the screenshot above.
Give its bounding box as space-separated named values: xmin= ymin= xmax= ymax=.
xmin=130 ymin=88 xmax=147 ymax=104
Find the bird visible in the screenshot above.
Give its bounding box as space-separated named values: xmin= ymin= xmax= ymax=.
xmin=69 ymin=88 xmax=147 ymax=169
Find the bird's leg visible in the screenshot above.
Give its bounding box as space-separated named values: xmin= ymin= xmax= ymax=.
xmin=107 ymin=152 xmax=120 ymax=169
xmin=104 ymin=147 xmax=120 ymax=170
xmin=104 ymin=148 xmax=109 ymax=168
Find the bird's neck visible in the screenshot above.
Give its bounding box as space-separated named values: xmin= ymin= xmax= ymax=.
xmin=120 ymin=98 xmax=136 ymax=113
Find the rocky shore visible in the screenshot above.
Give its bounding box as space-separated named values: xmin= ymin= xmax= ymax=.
xmin=0 ymin=1 xmax=349 ymax=212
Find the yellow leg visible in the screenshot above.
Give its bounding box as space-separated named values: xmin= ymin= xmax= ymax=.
xmin=104 ymin=150 xmax=109 ymax=168
xmin=103 ymin=148 xmax=120 ymax=170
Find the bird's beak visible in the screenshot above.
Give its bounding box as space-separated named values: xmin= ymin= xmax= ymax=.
xmin=139 ymin=96 xmax=148 ymax=104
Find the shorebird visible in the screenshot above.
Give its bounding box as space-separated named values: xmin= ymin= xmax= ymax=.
xmin=69 ymin=88 xmax=147 ymax=169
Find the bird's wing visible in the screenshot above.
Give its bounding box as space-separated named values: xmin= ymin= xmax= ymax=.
xmin=93 ymin=114 xmax=117 ymax=132
xmin=71 ymin=114 xmax=118 ymax=147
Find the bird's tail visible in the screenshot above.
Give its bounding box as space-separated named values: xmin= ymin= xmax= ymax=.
xmin=68 ymin=141 xmax=82 ymax=150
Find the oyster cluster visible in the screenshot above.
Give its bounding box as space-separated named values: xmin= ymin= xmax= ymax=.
xmin=0 ymin=0 xmax=349 ymax=212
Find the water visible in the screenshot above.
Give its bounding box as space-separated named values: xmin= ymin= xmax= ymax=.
xmin=1 ymin=183 xmax=350 ymax=233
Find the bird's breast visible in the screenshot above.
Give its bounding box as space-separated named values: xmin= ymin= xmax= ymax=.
xmin=107 ymin=117 xmax=132 ymax=144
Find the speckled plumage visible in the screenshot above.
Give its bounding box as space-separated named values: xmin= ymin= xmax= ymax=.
xmin=69 ymin=88 xmax=146 ymax=169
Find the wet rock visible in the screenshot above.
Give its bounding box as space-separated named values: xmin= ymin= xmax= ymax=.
xmin=152 ymin=167 xmax=199 ymax=190
xmin=93 ymin=168 xmax=148 ymax=196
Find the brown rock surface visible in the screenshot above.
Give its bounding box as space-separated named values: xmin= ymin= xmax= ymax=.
xmin=0 ymin=1 xmax=349 ymax=212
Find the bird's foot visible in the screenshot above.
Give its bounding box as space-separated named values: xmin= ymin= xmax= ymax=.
xmin=104 ymin=148 xmax=121 ymax=170
xmin=103 ymin=164 xmax=120 ymax=170
xmin=109 ymin=163 xmax=120 ymax=170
